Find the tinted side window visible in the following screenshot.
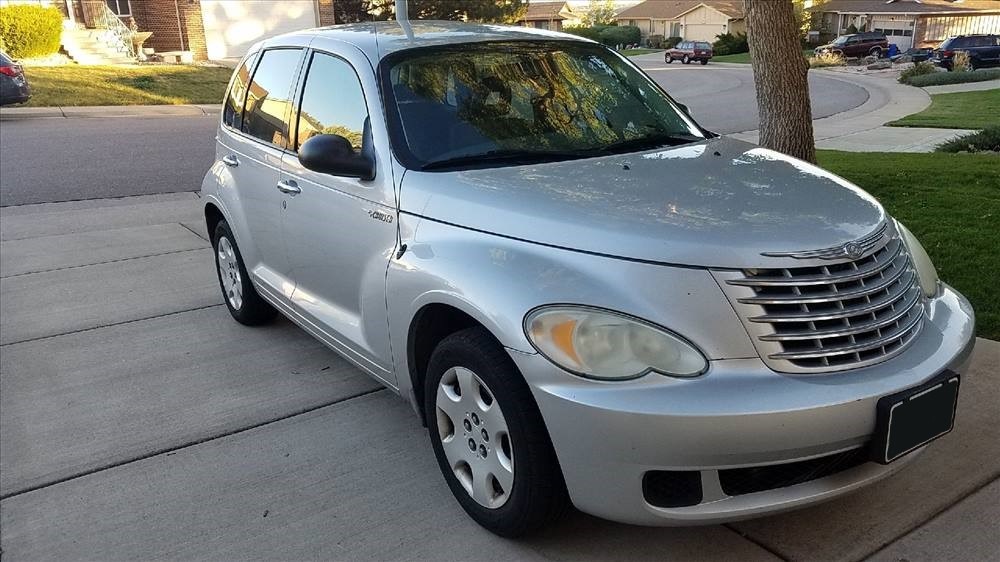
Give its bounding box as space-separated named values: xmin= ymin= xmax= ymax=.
xmin=242 ymin=48 xmax=303 ymax=149
xmin=296 ymin=53 xmax=369 ymax=151
xmin=223 ymin=51 xmax=258 ymax=130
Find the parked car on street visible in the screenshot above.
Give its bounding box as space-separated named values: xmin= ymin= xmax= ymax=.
xmin=665 ymin=40 xmax=713 ymax=64
xmin=202 ymin=22 xmax=975 ymax=537
xmin=814 ymin=32 xmax=889 ymax=58
xmin=931 ymin=34 xmax=1000 ymax=70
xmin=0 ymin=51 xmax=31 ymax=106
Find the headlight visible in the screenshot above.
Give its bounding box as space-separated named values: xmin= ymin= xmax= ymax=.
xmin=897 ymin=220 xmax=939 ymax=298
xmin=524 ymin=306 xmax=707 ymax=380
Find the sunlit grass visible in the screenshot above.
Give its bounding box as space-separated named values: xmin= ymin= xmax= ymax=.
xmin=22 ymin=65 xmax=231 ymax=106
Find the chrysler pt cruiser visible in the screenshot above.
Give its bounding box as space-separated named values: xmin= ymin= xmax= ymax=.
xmin=201 ymin=22 xmax=975 ymax=537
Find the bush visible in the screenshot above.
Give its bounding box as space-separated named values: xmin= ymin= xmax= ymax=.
xmin=810 ymin=52 xmax=845 ymax=68
xmin=664 ymin=36 xmax=682 ymax=49
xmin=898 ymin=61 xmax=936 ymax=83
xmin=0 ymin=5 xmax=63 ymax=59
xmin=900 ymin=68 xmax=1000 ymax=87
xmin=712 ymin=32 xmax=748 ymax=56
xmin=647 ymin=34 xmax=663 ymax=48
xmin=597 ymin=25 xmax=640 ymax=48
xmin=951 ymin=51 xmax=971 ymax=72
xmin=562 ymin=25 xmax=606 ymax=42
xmin=936 ymin=126 xmax=1000 ymax=153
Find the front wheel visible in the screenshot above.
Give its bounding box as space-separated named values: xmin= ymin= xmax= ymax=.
xmin=424 ymin=327 xmax=568 ymax=537
xmin=213 ymin=221 xmax=277 ymax=326
xmin=665 ymin=55 xmax=673 ymax=63
xmin=700 ymin=58 xmax=708 ymax=65
xmin=682 ymin=54 xmax=691 ymax=64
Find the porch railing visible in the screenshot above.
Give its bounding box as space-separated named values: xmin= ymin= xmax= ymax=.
xmin=80 ymin=1 xmax=136 ymax=59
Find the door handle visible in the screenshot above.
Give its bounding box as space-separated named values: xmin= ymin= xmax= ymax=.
xmin=222 ymin=154 xmax=239 ymax=167
xmin=276 ymin=179 xmax=301 ymax=195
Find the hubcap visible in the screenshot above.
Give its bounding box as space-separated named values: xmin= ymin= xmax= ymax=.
xmin=435 ymin=367 xmax=514 ymax=509
xmin=216 ymin=236 xmax=243 ymax=311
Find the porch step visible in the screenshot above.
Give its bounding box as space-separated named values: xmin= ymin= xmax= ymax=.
xmin=60 ymin=28 xmax=136 ymax=65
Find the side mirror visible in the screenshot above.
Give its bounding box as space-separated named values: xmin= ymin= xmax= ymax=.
xmin=298 ymin=117 xmax=376 ymax=181
xmin=676 ymin=102 xmax=690 ymax=116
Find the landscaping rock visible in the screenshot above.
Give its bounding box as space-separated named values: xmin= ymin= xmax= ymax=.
xmin=868 ymin=61 xmax=892 ymax=70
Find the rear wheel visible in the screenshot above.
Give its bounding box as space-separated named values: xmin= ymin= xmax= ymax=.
xmin=424 ymin=327 xmax=568 ymax=537
xmin=665 ymin=55 xmax=673 ymax=63
xmin=682 ymin=54 xmax=691 ymax=64
xmin=213 ymin=221 xmax=277 ymax=326
xmin=870 ymin=46 xmax=882 ymax=58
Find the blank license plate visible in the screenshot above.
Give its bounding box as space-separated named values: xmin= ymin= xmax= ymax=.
xmin=871 ymin=371 xmax=959 ymax=464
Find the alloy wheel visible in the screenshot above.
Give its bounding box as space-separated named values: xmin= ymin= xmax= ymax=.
xmin=217 ymin=236 xmax=243 ymax=311
xmin=435 ymin=366 xmax=514 ymax=509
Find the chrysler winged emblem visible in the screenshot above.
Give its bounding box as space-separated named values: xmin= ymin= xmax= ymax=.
xmin=762 ymin=223 xmax=888 ymax=260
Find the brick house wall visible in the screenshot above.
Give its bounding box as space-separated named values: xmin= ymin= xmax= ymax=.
xmin=130 ymin=0 xmax=208 ymax=60
xmin=317 ymin=0 xmax=335 ymax=26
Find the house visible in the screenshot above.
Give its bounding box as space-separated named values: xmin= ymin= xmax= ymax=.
xmin=615 ymin=0 xmax=745 ymax=42
xmin=21 ymin=0 xmax=339 ymax=61
xmin=517 ymin=1 xmax=580 ymax=31
xmin=808 ymin=0 xmax=1000 ymax=51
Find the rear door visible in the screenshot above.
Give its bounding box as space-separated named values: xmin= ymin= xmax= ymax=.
xmin=218 ymin=47 xmax=305 ymax=296
xmin=278 ymin=47 xmax=397 ymax=383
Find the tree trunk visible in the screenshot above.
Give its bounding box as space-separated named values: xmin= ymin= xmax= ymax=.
xmin=744 ymin=0 xmax=817 ymax=163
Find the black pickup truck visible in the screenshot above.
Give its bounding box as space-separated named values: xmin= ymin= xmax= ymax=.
xmin=932 ymin=34 xmax=1000 ymax=70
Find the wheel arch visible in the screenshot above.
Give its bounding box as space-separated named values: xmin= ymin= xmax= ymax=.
xmin=204 ymin=201 xmax=225 ymax=243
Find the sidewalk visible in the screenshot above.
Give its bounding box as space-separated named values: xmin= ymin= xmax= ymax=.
xmin=729 ymin=69 xmax=979 ymax=151
xmin=0 ymin=104 xmax=221 ymax=120
xmin=923 ymin=78 xmax=1000 ymax=94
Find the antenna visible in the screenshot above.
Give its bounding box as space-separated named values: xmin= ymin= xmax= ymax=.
xmin=396 ymin=0 xmax=414 ymax=39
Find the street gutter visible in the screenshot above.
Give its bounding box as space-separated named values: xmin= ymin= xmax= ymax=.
xmin=0 ymin=104 xmax=222 ymax=120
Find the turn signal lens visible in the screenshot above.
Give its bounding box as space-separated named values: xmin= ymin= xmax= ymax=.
xmin=525 ymin=307 xmax=707 ymax=380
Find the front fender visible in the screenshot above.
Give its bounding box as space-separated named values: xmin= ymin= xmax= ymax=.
xmin=386 ymin=214 xmax=757 ymax=409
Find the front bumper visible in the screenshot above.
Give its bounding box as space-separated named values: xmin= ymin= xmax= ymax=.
xmin=510 ymin=284 xmax=975 ymax=525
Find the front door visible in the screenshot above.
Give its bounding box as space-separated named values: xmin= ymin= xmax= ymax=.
xmin=219 ymin=47 xmax=304 ymax=294
xmin=279 ymin=50 xmax=397 ymax=382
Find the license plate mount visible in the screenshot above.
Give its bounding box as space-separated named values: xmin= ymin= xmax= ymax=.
xmin=870 ymin=370 xmax=960 ymax=464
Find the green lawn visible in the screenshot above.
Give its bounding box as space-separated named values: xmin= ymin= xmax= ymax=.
xmin=888 ymin=90 xmax=1000 ymax=130
xmin=621 ymin=48 xmax=662 ymax=57
xmin=22 ymin=65 xmax=232 ymax=106
xmin=712 ymin=49 xmax=813 ymax=64
xmin=816 ymin=150 xmax=1000 ymax=340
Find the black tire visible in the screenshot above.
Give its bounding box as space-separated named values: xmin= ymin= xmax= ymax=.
xmin=870 ymin=47 xmax=882 ymax=58
xmin=424 ymin=326 xmax=569 ymax=537
xmin=213 ymin=220 xmax=277 ymax=326
xmin=682 ymin=54 xmax=691 ymax=64
xmin=665 ymin=55 xmax=673 ymax=63
xmin=700 ymin=58 xmax=708 ymax=65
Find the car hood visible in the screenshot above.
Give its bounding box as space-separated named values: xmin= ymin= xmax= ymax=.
xmin=398 ymin=137 xmax=886 ymax=269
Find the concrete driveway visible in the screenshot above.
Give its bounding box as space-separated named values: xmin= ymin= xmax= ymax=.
xmin=1 ymin=193 xmax=998 ymax=561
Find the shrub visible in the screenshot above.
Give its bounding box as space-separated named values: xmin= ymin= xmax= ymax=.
xmin=810 ymin=52 xmax=845 ymax=68
xmin=898 ymin=61 xmax=936 ymax=83
xmin=597 ymin=25 xmax=640 ymax=48
xmin=664 ymin=36 xmax=682 ymax=49
xmin=936 ymin=126 xmax=1000 ymax=153
xmin=951 ymin=51 xmax=971 ymax=72
xmin=900 ymin=68 xmax=1000 ymax=87
xmin=0 ymin=5 xmax=63 ymax=59
xmin=712 ymin=32 xmax=748 ymax=56
xmin=562 ymin=25 xmax=606 ymax=42
xmin=647 ymin=34 xmax=663 ymax=48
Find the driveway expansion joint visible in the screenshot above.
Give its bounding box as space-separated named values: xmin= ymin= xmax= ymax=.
xmin=0 ymin=247 xmax=209 ymax=279
xmin=0 ymin=387 xmax=388 ymax=501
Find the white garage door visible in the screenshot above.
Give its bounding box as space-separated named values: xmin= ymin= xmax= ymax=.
xmin=201 ymin=0 xmax=318 ymax=60
xmin=684 ymin=24 xmax=724 ymax=42
xmin=872 ymin=16 xmax=916 ymax=51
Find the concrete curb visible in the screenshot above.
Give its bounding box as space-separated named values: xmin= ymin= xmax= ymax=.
xmin=0 ymin=104 xmax=221 ymax=120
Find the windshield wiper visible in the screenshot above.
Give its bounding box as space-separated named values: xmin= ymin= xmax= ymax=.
xmin=595 ymin=132 xmax=702 ymax=155
xmin=419 ymin=149 xmax=588 ymax=171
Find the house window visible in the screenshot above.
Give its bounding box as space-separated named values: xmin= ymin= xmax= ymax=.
xmin=105 ymin=0 xmax=132 ymax=16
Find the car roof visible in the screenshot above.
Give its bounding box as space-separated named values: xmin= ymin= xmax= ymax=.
xmin=258 ymin=20 xmax=590 ymax=62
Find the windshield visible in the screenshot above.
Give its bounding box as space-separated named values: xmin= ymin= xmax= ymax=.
xmin=832 ymin=36 xmax=850 ymax=45
xmin=379 ymin=41 xmax=705 ymax=171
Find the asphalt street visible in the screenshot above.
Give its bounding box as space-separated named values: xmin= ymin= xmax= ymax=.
xmin=0 ymin=63 xmax=867 ymax=206
xmin=0 ymin=115 xmax=216 ymax=206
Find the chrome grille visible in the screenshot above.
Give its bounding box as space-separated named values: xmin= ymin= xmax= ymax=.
xmin=717 ymin=235 xmax=925 ymax=373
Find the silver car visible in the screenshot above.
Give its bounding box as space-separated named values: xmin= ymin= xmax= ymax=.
xmin=200 ymin=22 xmax=976 ymax=536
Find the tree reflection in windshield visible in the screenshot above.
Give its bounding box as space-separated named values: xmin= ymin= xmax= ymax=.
xmin=381 ymin=41 xmax=704 ymax=170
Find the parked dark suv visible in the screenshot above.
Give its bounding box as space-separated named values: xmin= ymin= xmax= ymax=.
xmin=814 ymin=32 xmax=889 ymax=58
xmin=664 ymin=41 xmax=713 ymax=65
xmin=932 ymin=34 xmax=1000 ymax=70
